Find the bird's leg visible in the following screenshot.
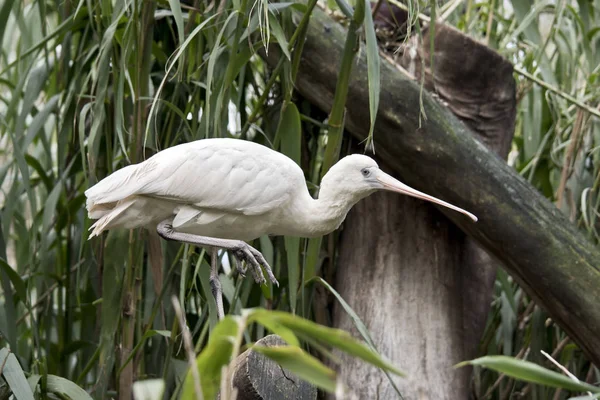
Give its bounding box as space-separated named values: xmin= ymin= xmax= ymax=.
xmin=210 ymin=249 xmax=225 ymax=320
xmin=157 ymin=219 xmax=279 ymax=287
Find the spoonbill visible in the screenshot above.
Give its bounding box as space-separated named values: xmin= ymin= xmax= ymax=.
xmin=85 ymin=138 xmax=477 ymax=318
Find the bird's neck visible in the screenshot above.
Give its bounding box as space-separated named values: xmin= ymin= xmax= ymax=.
xmin=287 ymin=187 xmax=360 ymax=238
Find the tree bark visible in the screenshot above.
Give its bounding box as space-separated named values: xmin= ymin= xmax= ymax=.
xmin=228 ymin=335 xmax=317 ymax=400
xmin=330 ymin=12 xmax=515 ymax=397
xmin=263 ymin=5 xmax=600 ymax=371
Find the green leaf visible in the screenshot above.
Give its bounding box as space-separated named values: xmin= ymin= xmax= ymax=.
xmin=96 ymin=229 xmax=129 ymax=398
xmin=363 ymin=0 xmax=380 ymax=150
xmin=302 ymin=237 xmax=322 ymax=282
xmin=23 ymin=94 xmax=59 ymax=150
xmin=268 ymin=14 xmax=291 ymax=60
xmin=0 ymin=348 xmax=35 ymax=400
xmin=45 ymin=375 xmax=93 ymax=400
xmin=0 ymin=258 xmax=26 ymax=302
xmin=251 ymin=309 xmax=405 ymax=377
xmin=332 ymin=0 xmax=353 ymax=19
xmin=204 ymin=12 xmax=239 ymax=138
xmin=182 ymin=316 xmax=240 ymax=400
xmin=251 ymin=312 xmax=300 ymax=347
xmin=277 ymin=102 xmax=302 ymax=313
xmin=456 ymin=356 xmax=600 ymax=394
xmin=24 ymin=154 xmax=53 ymax=191
xmin=278 ymin=102 xmax=302 ymax=164
xmin=0 ymin=235 xmax=16 ymax=351
xmin=167 ymin=0 xmax=184 ymax=45
xmin=0 ymin=0 xmax=15 ymax=48
xmin=253 ymin=345 xmax=337 ymax=392
xmin=16 ymin=64 xmax=49 ymax=140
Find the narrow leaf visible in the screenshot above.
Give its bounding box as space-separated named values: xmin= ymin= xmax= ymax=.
xmin=456 ymin=356 xmax=600 ymax=394
xmin=268 ymin=14 xmax=291 ymax=60
xmin=363 ymin=0 xmax=380 ymax=150
xmin=167 ymin=0 xmax=184 ymax=45
xmin=0 ymin=349 xmax=35 ymax=400
xmin=277 ymin=103 xmax=302 ymax=313
xmin=0 ymin=259 xmax=26 ymax=302
xmin=182 ymin=317 xmax=240 ymax=400
xmin=253 ymin=345 xmax=337 ymax=392
xmin=46 ymin=375 xmax=93 ymax=400
xmin=251 ymin=310 xmax=405 ymax=377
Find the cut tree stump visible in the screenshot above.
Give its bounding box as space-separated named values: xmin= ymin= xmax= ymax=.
xmin=228 ymin=335 xmax=317 ymax=400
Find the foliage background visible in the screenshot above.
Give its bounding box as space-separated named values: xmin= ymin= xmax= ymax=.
xmin=0 ymin=0 xmax=598 ymax=398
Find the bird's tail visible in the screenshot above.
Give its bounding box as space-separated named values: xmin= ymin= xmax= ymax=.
xmin=88 ymin=199 xmax=135 ymax=239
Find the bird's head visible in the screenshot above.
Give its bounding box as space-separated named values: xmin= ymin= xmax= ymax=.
xmin=321 ymin=154 xmax=478 ymax=222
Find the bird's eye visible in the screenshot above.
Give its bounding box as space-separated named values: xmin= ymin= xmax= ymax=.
xmin=361 ymin=168 xmax=370 ymax=177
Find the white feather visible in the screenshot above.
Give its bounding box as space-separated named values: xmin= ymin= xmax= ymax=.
xmin=85 ymin=138 xmax=477 ymax=241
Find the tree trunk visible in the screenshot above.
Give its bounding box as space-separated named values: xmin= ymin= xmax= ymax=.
xmin=330 ymin=10 xmax=515 ymax=397
xmin=263 ymin=4 xmax=600 ymax=369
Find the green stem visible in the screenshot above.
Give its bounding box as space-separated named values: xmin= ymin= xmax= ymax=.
xmin=290 ymin=0 xmax=318 ymax=87
xmin=119 ymin=2 xmax=156 ymax=397
xmin=321 ymin=5 xmax=364 ymax=176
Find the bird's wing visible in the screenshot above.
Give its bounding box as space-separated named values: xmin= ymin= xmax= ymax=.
xmin=86 ymin=140 xmax=301 ymax=216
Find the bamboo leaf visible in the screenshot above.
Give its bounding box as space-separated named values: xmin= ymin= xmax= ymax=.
xmin=23 ymin=94 xmax=59 ymax=150
xmin=0 ymin=229 xmax=16 ymax=351
xmin=96 ymin=230 xmax=129 ymax=398
xmin=167 ymin=0 xmax=184 ymax=45
xmin=256 ymin=318 xmax=300 ymax=347
xmin=456 ymin=356 xmax=600 ymax=394
xmin=205 ymin=12 xmax=239 ymax=138
xmin=268 ymin=13 xmax=291 ymax=60
xmin=363 ymin=0 xmax=380 ymax=150
xmin=45 ymin=375 xmax=93 ymax=400
xmin=253 ymin=345 xmax=337 ymax=392
xmin=16 ymin=64 xmax=49 ymax=140
xmin=302 ymin=237 xmax=322 ymax=282
xmin=0 ymin=0 xmax=15 ymax=47
xmin=332 ymin=0 xmax=353 ymax=19
xmin=0 ymin=349 xmax=35 ymax=400
xmin=277 ymin=102 xmax=302 ymax=313
xmin=251 ymin=309 xmax=405 ymax=377
xmin=0 ymin=258 xmax=26 ymax=302
xmin=182 ymin=316 xmax=240 ymax=400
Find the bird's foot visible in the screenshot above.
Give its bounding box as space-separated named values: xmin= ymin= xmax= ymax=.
xmin=232 ymin=242 xmax=279 ymax=287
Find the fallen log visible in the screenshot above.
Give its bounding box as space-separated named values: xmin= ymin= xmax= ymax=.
xmin=264 ymin=7 xmax=600 ymax=365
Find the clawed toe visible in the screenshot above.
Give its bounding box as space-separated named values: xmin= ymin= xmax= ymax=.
xmin=233 ymin=248 xmax=265 ymax=284
xmin=249 ymin=248 xmax=278 ymax=286
xmin=232 ymin=256 xmax=247 ymax=278
xmin=232 ymin=243 xmax=277 ymax=286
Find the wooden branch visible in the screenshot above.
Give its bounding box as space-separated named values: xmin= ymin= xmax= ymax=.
xmin=264 ymin=7 xmax=600 ymax=365
xmin=229 ymin=335 xmax=317 ymax=400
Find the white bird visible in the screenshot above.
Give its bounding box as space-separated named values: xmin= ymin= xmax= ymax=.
xmin=85 ymin=138 xmax=477 ymax=318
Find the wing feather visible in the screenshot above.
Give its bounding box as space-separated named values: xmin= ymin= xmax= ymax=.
xmin=85 ymin=139 xmax=302 ymax=216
